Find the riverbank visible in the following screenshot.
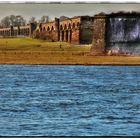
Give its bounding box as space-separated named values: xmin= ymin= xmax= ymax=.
xmin=0 ymin=37 xmax=140 ymax=65
xmin=0 ymin=51 xmax=140 ymax=65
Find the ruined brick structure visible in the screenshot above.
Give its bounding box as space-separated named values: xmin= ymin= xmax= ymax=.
xmin=0 ymin=23 xmax=36 ymax=37
xmin=91 ymin=12 xmax=140 ymax=55
xmin=1 ymin=13 xmax=139 ymax=55
xmin=39 ymin=18 xmax=60 ymax=41
xmin=0 ymin=16 xmax=94 ymax=44
xmin=39 ymin=16 xmax=94 ymax=44
xmin=91 ymin=14 xmax=106 ymax=55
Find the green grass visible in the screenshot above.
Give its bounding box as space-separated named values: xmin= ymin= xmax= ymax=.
xmin=0 ymin=37 xmax=91 ymax=52
xmin=1 ymin=37 xmax=140 ymax=65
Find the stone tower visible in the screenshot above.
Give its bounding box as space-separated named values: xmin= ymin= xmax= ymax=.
xmin=91 ymin=13 xmax=106 ymax=55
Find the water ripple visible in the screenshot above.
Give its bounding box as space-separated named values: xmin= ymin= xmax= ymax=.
xmin=0 ymin=65 xmax=140 ymax=136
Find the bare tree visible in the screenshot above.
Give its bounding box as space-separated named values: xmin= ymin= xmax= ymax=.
xmin=16 ymin=15 xmax=26 ymax=26
xmin=1 ymin=16 xmax=10 ymax=27
xmin=0 ymin=15 xmax=26 ymax=28
xmin=40 ymin=16 xmax=49 ymax=23
xmin=29 ymin=17 xmax=37 ymax=23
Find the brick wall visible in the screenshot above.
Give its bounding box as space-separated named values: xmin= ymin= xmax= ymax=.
xmin=0 ymin=16 xmax=94 ymax=45
xmin=40 ymin=18 xmax=59 ymax=41
xmin=59 ymin=16 xmax=81 ymax=44
xmin=71 ymin=29 xmax=80 ymax=44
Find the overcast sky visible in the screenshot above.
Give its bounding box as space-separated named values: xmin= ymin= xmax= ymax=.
xmin=0 ymin=3 xmax=140 ymax=21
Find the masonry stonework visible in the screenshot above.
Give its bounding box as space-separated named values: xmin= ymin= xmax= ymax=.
xmin=91 ymin=14 xmax=106 ymax=55
xmin=1 ymin=12 xmax=140 ymax=55
xmin=37 ymin=16 xmax=94 ymax=44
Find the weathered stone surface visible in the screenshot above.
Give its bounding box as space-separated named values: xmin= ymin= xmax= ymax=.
xmin=91 ymin=15 xmax=106 ymax=55
xmin=80 ymin=17 xmax=94 ymax=44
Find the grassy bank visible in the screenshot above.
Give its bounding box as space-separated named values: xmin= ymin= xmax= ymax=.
xmin=0 ymin=37 xmax=90 ymax=52
xmin=0 ymin=37 xmax=140 ymax=65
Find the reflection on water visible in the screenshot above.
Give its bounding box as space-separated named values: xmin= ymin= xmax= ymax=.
xmin=0 ymin=65 xmax=140 ymax=136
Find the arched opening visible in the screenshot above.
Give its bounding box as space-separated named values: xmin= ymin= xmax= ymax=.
xmin=68 ymin=23 xmax=71 ymax=29
xmin=40 ymin=27 xmax=42 ymax=32
xmin=47 ymin=26 xmax=50 ymax=31
xmin=62 ymin=31 xmax=64 ymax=41
xmin=64 ymin=24 xmax=67 ymax=30
xmin=60 ymin=25 xmax=63 ymax=30
xmin=51 ymin=26 xmax=54 ymax=31
xmin=43 ymin=27 xmax=46 ymax=31
xmin=77 ymin=22 xmax=80 ymax=28
xmin=72 ymin=23 xmax=75 ymax=28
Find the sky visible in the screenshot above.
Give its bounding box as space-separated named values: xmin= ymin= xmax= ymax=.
xmin=0 ymin=3 xmax=140 ymax=21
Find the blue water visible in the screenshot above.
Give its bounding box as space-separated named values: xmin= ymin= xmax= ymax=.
xmin=0 ymin=65 xmax=140 ymax=136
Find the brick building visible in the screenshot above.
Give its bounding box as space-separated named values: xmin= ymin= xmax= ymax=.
xmin=39 ymin=16 xmax=94 ymax=44
xmin=1 ymin=12 xmax=139 ymax=55
xmin=0 ymin=16 xmax=94 ymax=44
xmin=0 ymin=23 xmax=36 ymax=37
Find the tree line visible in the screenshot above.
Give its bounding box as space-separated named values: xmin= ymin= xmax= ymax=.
xmin=0 ymin=15 xmax=50 ymax=28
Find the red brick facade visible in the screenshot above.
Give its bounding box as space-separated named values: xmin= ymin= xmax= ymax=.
xmin=39 ymin=16 xmax=94 ymax=44
xmin=0 ymin=16 xmax=94 ymax=44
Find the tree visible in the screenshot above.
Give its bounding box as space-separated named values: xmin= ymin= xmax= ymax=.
xmin=1 ymin=16 xmax=10 ymax=27
xmin=40 ymin=16 xmax=49 ymax=23
xmin=0 ymin=15 xmax=26 ymax=28
xmin=16 ymin=15 xmax=26 ymax=26
xmin=29 ymin=17 xmax=37 ymax=23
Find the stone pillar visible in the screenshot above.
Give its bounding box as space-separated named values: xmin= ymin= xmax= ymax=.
xmin=60 ymin=31 xmax=62 ymax=41
xmin=68 ymin=30 xmax=72 ymax=43
xmin=54 ymin=18 xmax=60 ymax=41
xmin=63 ymin=30 xmax=67 ymax=42
xmin=91 ymin=14 xmax=106 ymax=55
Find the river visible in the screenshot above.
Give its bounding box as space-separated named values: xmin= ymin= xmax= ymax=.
xmin=0 ymin=65 xmax=140 ymax=136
